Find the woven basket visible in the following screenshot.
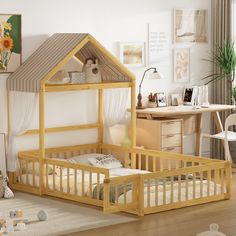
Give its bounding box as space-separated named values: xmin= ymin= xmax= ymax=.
xmin=0 ymin=178 xmax=3 ymax=198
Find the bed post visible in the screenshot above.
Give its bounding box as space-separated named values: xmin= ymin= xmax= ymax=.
xmin=39 ymin=85 xmax=45 ymax=195
xmin=98 ymin=89 xmax=103 ymax=152
xmin=130 ymin=81 xmax=136 ymax=169
xmin=7 ymin=90 xmax=15 ymax=186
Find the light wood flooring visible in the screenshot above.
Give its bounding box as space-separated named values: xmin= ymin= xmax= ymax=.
xmin=65 ymin=173 xmax=236 ymax=236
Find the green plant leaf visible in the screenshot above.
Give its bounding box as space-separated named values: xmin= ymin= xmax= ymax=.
xmin=4 ymin=15 xmax=21 ymax=54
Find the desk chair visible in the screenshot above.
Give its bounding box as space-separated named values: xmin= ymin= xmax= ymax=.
xmin=199 ymin=113 xmax=236 ymax=161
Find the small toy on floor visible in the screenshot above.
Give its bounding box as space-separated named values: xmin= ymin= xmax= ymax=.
xmin=10 ymin=209 xmax=23 ymax=218
xmin=196 ymin=223 xmax=226 ymax=236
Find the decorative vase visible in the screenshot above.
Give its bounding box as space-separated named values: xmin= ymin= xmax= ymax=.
xmin=147 ymin=101 xmax=157 ymax=108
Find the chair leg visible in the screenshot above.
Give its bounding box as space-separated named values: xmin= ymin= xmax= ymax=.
xmin=224 ymin=140 xmax=232 ymax=162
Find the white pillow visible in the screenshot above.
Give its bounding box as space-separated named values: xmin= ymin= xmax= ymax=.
xmin=69 ymin=153 xmax=106 ymax=165
xmin=88 ymin=154 xmax=122 ymax=169
xmin=22 ymin=162 xmax=53 ymax=175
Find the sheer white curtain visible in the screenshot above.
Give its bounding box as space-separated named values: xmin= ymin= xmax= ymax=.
xmin=103 ymin=88 xmax=130 ymax=143
xmin=7 ymin=91 xmax=38 ymax=171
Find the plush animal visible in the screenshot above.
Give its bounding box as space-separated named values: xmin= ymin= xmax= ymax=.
xmin=2 ymin=177 xmax=14 ymax=199
xmin=83 ymin=58 xmax=102 ymax=83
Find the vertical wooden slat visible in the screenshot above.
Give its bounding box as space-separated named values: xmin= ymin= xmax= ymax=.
xmin=39 ymin=88 xmax=45 ymax=195
xmin=124 ymin=182 xmax=127 ymax=206
xmin=26 ymin=161 xmax=29 ymax=185
xmin=214 ymin=169 xmax=217 ymax=195
xmin=115 ymin=184 xmax=118 ymax=204
xmin=163 ymin=177 xmax=166 ymax=205
xmin=67 ymin=168 xmax=70 ymax=194
xmin=97 ymin=173 xmax=100 ymax=200
xmin=89 ymin=171 xmax=92 ymax=197
xmin=60 ymin=167 xmax=63 ymax=193
xmin=53 ymin=165 xmax=56 ymax=191
xmin=207 ymin=170 xmax=211 ymax=196
xmin=82 ymin=170 xmax=85 ymax=196
xmin=178 ymin=174 xmax=181 ymax=202
xmin=32 ymin=161 xmax=36 ymax=187
xmin=221 ymin=168 xmax=224 ymax=194
xmin=147 ymin=178 xmax=150 ymax=207
xmin=185 ymin=172 xmax=188 ymax=201
xmin=200 ymin=171 xmax=203 ymax=197
xmin=155 ymin=178 xmax=158 ymax=206
xmin=193 ymin=172 xmax=196 ymax=199
xmin=46 ymin=163 xmax=49 ymax=190
xmin=170 ymin=176 xmax=174 ymax=203
xmin=19 ymin=161 xmax=22 ymax=184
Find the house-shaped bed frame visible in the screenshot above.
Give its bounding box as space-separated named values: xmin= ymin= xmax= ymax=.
xmin=6 ymin=34 xmax=231 ymax=216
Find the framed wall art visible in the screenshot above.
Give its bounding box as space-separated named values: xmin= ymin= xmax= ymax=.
xmin=173 ymin=48 xmax=190 ymax=83
xmin=0 ymin=14 xmax=22 ymax=73
xmin=174 ymin=9 xmax=207 ymax=43
xmin=119 ymin=42 xmax=145 ymax=67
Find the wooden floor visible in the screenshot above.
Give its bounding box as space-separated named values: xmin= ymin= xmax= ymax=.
xmin=65 ymin=173 xmax=236 ymax=236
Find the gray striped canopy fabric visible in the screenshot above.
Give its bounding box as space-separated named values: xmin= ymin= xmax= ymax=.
xmin=7 ymin=33 xmax=130 ymax=93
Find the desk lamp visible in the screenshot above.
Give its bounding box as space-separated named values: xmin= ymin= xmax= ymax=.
xmin=136 ymin=67 xmax=163 ymax=109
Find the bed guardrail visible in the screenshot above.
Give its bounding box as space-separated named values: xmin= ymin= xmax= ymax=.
xmin=103 ymin=161 xmax=231 ymax=216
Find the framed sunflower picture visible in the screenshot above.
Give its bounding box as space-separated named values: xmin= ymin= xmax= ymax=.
xmin=0 ymin=14 xmax=21 ymax=73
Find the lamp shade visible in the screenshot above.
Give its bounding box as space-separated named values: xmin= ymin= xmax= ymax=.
xmin=149 ymin=70 xmax=164 ymax=80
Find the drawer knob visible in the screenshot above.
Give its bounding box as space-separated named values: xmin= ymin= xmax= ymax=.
xmin=166 ymin=134 xmax=175 ymax=138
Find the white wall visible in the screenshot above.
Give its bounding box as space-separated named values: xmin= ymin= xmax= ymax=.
xmin=0 ymin=0 xmax=211 ymax=155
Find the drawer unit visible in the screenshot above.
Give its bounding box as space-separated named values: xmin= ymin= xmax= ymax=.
xmin=161 ymin=120 xmax=182 ymax=135
xmin=136 ymin=118 xmax=183 ymax=153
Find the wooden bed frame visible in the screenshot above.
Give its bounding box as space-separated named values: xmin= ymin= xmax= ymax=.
xmin=6 ymin=33 xmax=232 ymax=216
xmin=12 ymin=143 xmax=231 ymax=216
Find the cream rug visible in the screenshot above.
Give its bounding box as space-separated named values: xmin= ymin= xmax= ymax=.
xmin=0 ymin=193 xmax=136 ymax=236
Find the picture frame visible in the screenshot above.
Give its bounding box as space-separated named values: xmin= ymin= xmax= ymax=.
xmin=174 ymin=9 xmax=208 ymax=43
xmin=173 ymin=48 xmax=190 ymax=83
xmin=157 ymin=92 xmax=167 ymax=107
xmin=0 ymin=14 xmax=22 ymax=73
xmin=0 ymin=133 xmax=7 ymax=176
xmin=119 ymin=42 xmax=145 ymax=67
xmin=171 ymin=94 xmax=183 ymax=106
xmin=183 ymin=87 xmax=198 ymax=106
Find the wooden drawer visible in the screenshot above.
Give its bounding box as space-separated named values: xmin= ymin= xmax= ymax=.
xmin=161 ymin=134 xmax=182 ymax=148
xmin=161 ymin=120 xmax=182 ymax=135
xmin=161 ymin=146 xmax=182 ymax=153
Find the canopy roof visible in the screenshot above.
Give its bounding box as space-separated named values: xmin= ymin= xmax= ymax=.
xmin=7 ymin=33 xmax=135 ymax=93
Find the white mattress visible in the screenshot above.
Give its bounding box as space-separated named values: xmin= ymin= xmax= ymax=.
xmin=19 ymin=168 xmax=224 ymax=207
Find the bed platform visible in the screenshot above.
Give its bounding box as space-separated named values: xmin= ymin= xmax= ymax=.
xmin=14 ymin=143 xmax=231 ymax=216
xmin=6 ymin=33 xmax=231 ymax=216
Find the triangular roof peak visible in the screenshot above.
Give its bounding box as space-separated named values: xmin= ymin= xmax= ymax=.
xmin=7 ymin=33 xmax=135 ymax=93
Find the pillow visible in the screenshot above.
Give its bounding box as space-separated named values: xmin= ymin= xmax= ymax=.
xmin=21 ymin=162 xmax=53 ymax=176
xmin=88 ymin=154 xmax=122 ymax=169
xmin=69 ymin=153 xmax=106 ymax=165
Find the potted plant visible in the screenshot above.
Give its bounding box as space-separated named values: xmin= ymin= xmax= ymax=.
xmin=202 ymin=41 xmax=236 ymax=103
xmin=147 ymin=93 xmax=157 ymax=108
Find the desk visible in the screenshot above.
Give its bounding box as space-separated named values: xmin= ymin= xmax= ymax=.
xmin=135 ymin=104 xmax=235 ymax=156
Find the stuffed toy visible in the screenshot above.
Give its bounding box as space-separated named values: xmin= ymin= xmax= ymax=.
xmin=0 ymin=173 xmax=14 ymax=199
xmin=3 ymin=177 xmax=14 ymax=199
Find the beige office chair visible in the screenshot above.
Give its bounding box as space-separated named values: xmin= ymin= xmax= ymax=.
xmin=199 ymin=113 xmax=236 ymax=161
